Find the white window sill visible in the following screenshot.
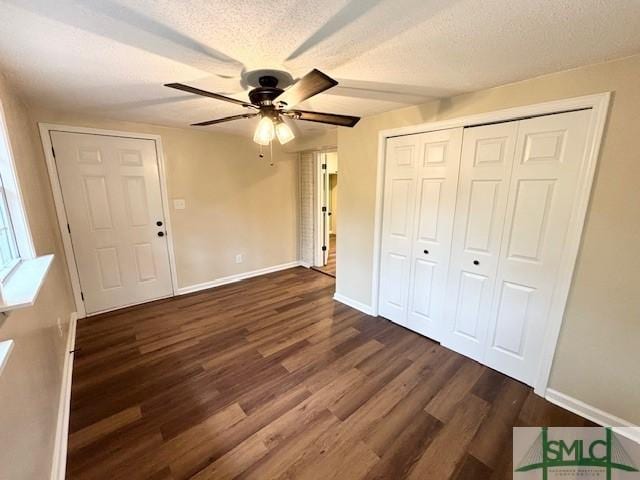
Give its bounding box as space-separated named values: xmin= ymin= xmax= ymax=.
xmin=0 ymin=254 xmax=54 ymax=313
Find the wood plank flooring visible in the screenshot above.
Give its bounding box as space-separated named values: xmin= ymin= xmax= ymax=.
xmin=67 ymin=267 xmax=593 ymax=479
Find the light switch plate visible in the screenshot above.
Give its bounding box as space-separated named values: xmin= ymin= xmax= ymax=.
xmin=173 ymin=198 xmax=186 ymax=210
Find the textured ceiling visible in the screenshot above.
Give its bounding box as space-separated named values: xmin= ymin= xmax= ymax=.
xmin=0 ymin=0 xmax=639 ymax=137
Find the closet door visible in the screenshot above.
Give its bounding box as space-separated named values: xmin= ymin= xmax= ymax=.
xmin=442 ymin=122 xmax=518 ymax=361
xmin=406 ymin=128 xmax=463 ymax=340
xmin=483 ymin=110 xmax=591 ymax=384
xmin=379 ymin=135 xmax=420 ymax=325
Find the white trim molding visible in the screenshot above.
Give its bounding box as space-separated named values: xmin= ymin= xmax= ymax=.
xmin=370 ymin=93 xmax=611 ymax=397
xmin=50 ymin=311 xmax=77 ymax=480
xmin=38 ymin=123 xmax=179 ymax=318
xmin=546 ymin=389 xmax=639 ymax=444
xmin=176 ymin=261 xmax=302 ymax=296
xmin=333 ymin=293 xmax=375 ymax=316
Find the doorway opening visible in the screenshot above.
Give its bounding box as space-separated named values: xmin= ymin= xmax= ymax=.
xmin=299 ymin=149 xmax=337 ymax=278
xmin=314 ymin=151 xmax=337 ymax=277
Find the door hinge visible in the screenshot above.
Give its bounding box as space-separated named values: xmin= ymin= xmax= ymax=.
xmin=80 ymin=292 xmax=84 ymax=301
xmin=321 ymin=206 xmax=327 ymax=212
xmin=67 ymin=223 xmax=71 ymax=234
xmin=321 ymin=245 xmax=327 ymax=251
xmin=321 ymin=163 xmax=327 ymax=170
xmin=51 ymin=146 xmax=56 ymax=158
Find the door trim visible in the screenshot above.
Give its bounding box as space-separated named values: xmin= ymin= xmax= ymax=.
xmin=370 ymin=92 xmax=611 ymax=396
xmin=313 ymin=151 xmax=325 ymax=267
xmin=313 ymin=148 xmax=336 ymax=267
xmin=39 ymin=123 xmax=179 ymax=318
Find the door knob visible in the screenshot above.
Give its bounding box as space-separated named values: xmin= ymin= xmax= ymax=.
xmin=423 ymin=249 xmax=429 ymax=255
xmin=157 ymin=231 xmax=165 ymax=237
xmin=156 ymin=221 xmax=163 ymax=227
xmin=473 ymin=260 xmax=479 ymax=265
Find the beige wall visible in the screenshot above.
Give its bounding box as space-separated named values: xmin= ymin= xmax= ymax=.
xmin=337 ymin=54 xmax=640 ymax=424
xmin=0 ymin=74 xmax=75 ymax=479
xmin=30 ymin=109 xmax=299 ymax=289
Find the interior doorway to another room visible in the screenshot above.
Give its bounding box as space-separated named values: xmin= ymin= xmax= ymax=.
xmin=318 ymin=151 xmax=337 ymax=277
xmin=299 ymin=149 xmax=337 ymax=278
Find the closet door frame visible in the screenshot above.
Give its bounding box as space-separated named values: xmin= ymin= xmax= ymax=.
xmin=371 ymin=92 xmax=610 ymax=395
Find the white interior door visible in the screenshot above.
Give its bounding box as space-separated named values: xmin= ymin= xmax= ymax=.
xmin=483 ymin=110 xmax=591 ymax=384
xmin=51 ymin=131 xmax=173 ymax=314
xmin=405 ymin=128 xmax=463 ymax=340
xmin=442 ymin=122 xmax=518 ymax=361
xmin=379 ymin=135 xmax=419 ymax=325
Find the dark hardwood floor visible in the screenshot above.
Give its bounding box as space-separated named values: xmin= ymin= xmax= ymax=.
xmin=67 ymin=267 xmax=593 ymax=479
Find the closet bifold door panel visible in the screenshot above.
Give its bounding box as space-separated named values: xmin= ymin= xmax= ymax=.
xmin=483 ymin=109 xmax=591 ymax=385
xmin=406 ymin=128 xmax=463 ymax=340
xmin=379 ymin=128 xmax=463 ymax=340
xmin=442 ymin=122 xmax=518 ymax=361
xmin=379 ymin=135 xmax=420 ymax=326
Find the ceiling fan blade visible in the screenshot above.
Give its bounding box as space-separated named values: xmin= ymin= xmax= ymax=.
xmin=191 ymin=113 xmax=258 ymax=126
xmin=165 ymin=83 xmax=257 ymax=108
xmin=274 ymin=69 xmax=338 ymax=108
xmin=285 ymin=109 xmax=360 ymax=127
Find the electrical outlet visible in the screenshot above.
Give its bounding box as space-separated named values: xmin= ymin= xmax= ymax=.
xmin=173 ymin=198 xmax=186 ymax=210
xmin=235 ymin=254 xmax=243 ymax=264
xmin=56 ymin=317 xmax=63 ymax=337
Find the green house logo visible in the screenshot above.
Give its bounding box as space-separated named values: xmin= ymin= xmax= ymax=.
xmin=515 ymin=427 xmax=638 ymax=480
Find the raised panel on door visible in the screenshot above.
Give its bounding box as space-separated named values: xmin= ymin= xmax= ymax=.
xmin=52 ymin=131 xmax=173 ymax=314
xmin=406 ymin=128 xmax=463 ymax=340
xmin=379 ymin=135 xmax=420 ymax=324
xmin=442 ymin=122 xmax=518 ymax=361
xmin=483 ymin=110 xmax=591 ymax=385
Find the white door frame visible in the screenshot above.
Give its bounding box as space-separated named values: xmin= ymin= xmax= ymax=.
xmin=370 ymin=93 xmax=611 ymax=396
xmin=313 ymin=148 xmax=336 ymax=267
xmin=39 ymin=123 xmax=179 ymax=318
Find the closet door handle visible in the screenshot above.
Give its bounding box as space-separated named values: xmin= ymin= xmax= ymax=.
xmin=473 ymin=260 xmax=480 ymax=266
xmin=423 ymin=249 xmax=429 ymax=255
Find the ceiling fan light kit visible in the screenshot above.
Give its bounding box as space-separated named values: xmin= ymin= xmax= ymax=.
xmin=165 ymin=69 xmax=361 ymax=147
xmin=275 ymin=120 xmax=295 ymax=144
xmin=253 ymin=116 xmax=275 ymax=145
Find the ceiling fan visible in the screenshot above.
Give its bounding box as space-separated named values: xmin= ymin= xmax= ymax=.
xmin=165 ymin=69 xmax=360 ymax=145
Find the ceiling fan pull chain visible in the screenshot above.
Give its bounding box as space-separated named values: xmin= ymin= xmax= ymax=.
xmin=269 ymin=139 xmax=274 ymax=167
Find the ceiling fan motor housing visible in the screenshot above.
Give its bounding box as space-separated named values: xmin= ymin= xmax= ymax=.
xmin=248 ymin=76 xmax=284 ymax=107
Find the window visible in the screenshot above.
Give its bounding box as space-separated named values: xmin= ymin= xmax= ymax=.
xmin=0 ymin=97 xmax=51 ymax=311
xmin=0 ymin=172 xmax=19 ymax=280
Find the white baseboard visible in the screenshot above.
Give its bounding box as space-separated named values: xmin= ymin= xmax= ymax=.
xmin=333 ymin=293 xmax=375 ymax=316
xmin=545 ymin=388 xmax=639 ymax=443
xmin=50 ymin=312 xmax=77 ymax=480
xmin=175 ymin=261 xmax=302 ymax=296
xmin=299 ymin=261 xmax=312 ymax=269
